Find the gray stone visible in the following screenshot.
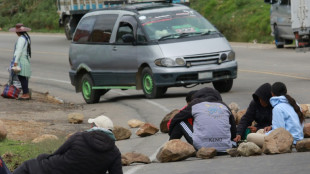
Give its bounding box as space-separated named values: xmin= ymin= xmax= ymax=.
xmin=127 ymin=119 xmax=145 ymax=128
xmin=226 ymin=148 xmax=240 ymax=157
xmin=263 ymin=128 xmax=293 ymax=154
xmin=32 ymin=134 xmax=59 ymax=143
xmin=156 ymin=139 xmax=196 ymax=163
xmin=136 ymin=123 xmax=159 ymax=137
xmin=123 ymin=152 xmax=151 ymax=165
xmin=296 ymin=138 xmax=310 ymax=152
xmin=67 ymin=113 xmax=84 ymax=124
xmin=300 ymin=104 xmax=310 ymax=118
xmin=237 ymin=142 xmax=262 ymax=157
xmin=196 ymin=147 xmax=217 ymax=159
xmin=303 ymin=123 xmax=310 ymax=138
xmin=113 ymin=126 xmax=132 ymax=140
xmin=160 ymin=109 xmax=179 ymax=133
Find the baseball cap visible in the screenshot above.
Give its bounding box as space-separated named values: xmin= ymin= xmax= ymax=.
xmin=88 ymin=115 xmax=114 ymax=130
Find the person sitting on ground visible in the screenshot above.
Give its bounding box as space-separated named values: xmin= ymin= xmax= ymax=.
xmin=233 ymin=83 xmax=273 ymax=142
xmin=247 ymin=82 xmax=304 ymax=147
xmin=13 ymin=115 xmax=123 ymax=174
xmin=166 ymin=90 xmax=197 ymax=141
xmin=169 ymin=87 xmax=236 ymax=154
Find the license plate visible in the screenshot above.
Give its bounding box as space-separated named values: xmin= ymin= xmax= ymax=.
xmin=198 ymin=72 xmax=213 ymax=79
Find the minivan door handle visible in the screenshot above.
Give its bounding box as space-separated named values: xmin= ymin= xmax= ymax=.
xmin=113 ymin=46 xmax=117 ymax=51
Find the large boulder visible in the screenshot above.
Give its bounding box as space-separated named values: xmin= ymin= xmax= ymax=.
xmin=300 ymin=104 xmax=310 ymax=118
xmin=127 ymin=119 xmax=145 ymax=128
xmin=68 ymin=113 xmax=84 ymax=124
xmin=262 ymin=128 xmax=293 ymax=154
xmin=226 ymin=148 xmax=240 ymax=157
xmin=295 ymin=138 xmax=310 ymax=152
xmin=156 ymin=139 xmax=195 ymax=163
xmin=196 ymin=147 xmax=217 ymax=159
xmin=113 ymin=126 xmax=132 ymax=140
xmin=0 ymin=120 xmax=8 ymax=141
xmin=237 ymin=142 xmax=262 ymax=157
xmin=32 ymin=134 xmax=59 ymax=143
xmin=123 ymin=152 xmax=151 ymax=165
xmin=160 ymin=109 xmax=179 ymax=133
xmin=235 ymin=109 xmax=246 ymax=125
xmin=303 ymin=123 xmax=310 ymax=138
xmin=136 ymin=123 xmax=159 ymax=137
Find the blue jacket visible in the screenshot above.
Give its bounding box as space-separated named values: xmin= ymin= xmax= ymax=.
xmin=269 ymin=96 xmax=304 ymax=144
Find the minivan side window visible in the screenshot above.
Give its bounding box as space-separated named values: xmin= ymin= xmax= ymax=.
xmin=89 ymin=14 xmax=118 ymax=43
xmin=116 ymin=22 xmax=134 ymax=44
xmin=280 ymin=0 xmax=290 ymax=5
xmin=73 ymin=16 xmax=96 ymax=43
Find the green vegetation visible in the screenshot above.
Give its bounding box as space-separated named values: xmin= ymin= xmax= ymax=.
xmin=191 ymin=0 xmax=273 ymax=43
xmin=0 ymin=0 xmax=61 ymax=32
xmin=0 ymin=138 xmax=65 ymax=171
xmin=0 ymin=0 xmax=273 ymax=42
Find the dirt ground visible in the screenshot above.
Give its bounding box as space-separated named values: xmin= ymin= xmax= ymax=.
xmin=0 ymin=84 xmax=88 ymax=142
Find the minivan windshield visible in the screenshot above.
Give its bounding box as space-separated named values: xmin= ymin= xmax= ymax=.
xmin=138 ymin=9 xmax=218 ymax=41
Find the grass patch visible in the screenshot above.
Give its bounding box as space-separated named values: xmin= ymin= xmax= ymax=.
xmin=0 ymin=138 xmax=65 ymax=172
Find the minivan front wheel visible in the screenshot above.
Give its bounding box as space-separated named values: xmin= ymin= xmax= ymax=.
xmin=212 ymin=79 xmax=233 ymax=93
xmin=141 ymin=67 xmax=166 ymax=98
xmin=81 ymin=74 xmax=101 ymax=104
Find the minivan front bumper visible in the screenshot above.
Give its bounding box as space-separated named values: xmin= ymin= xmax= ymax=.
xmin=152 ymin=61 xmax=238 ymax=87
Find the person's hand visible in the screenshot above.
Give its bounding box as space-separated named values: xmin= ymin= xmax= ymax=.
xmin=264 ymin=126 xmax=272 ymax=133
xmin=247 ymin=126 xmax=257 ymax=133
xmin=233 ymin=135 xmax=241 ymax=142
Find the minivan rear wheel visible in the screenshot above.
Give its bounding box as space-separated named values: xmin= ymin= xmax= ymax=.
xmin=81 ymin=74 xmax=101 ymax=104
xmin=212 ymin=79 xmax=233 ymax=93
xmin=142 ymin=67 xmax=166 ymax=98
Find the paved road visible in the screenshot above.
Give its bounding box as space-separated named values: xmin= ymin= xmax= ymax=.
xmin=0 ymin=32 xmax=310 ymax=174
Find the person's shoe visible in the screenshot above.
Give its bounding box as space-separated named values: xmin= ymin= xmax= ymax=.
xmin=18 ymin=94 xmax=30 ymax=100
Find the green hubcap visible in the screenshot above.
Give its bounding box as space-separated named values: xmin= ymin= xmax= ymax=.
xmin=82 ymin=80 xmax=91 ymax=99
xmin=143 ymin=74 xmax=153 ymax=94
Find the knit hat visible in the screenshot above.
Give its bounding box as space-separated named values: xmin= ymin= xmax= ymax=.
xmin=88 ymin=115 xmax=114 ymax=130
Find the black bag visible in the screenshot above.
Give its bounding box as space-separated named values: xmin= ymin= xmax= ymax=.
xmin=0 ymin=156 xmax=12 ymax=174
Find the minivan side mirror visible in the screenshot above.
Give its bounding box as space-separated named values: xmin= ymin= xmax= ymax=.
xmin=264 ymin=0 xmax=277 ymax=4
xmin=121 ymin=34 xmax=135 ymax=43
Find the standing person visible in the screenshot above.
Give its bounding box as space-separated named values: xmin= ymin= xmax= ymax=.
xmin=169 ymin=87 xmax=236 ymax=154
xmin=233 ymin=83 xmax=273 ymax=142
xmin=9 ymin=23 xmax=32 ymax=100
xmin=13 ymin=115 xmax=123 ymax=174
xmin=247 ymin=82 xmax=304 ymax=147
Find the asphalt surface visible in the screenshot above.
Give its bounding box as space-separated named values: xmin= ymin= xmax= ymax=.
xmin=0 ymin=32 xmax=310 ymax=174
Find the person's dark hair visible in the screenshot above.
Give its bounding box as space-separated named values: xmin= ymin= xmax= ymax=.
xmin=271 ymin=82 xmax=304 ymax=124
xmin=20 ymin=32 xmax=31 ymax=57
xmin=186 ymin=90 xmax=197 ymax=103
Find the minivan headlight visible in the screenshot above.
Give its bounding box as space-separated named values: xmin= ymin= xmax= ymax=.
xmin=228 ymin=51 xmax=235 ymax=61
xmin=155 ymin=58 xmax=186 ymax=67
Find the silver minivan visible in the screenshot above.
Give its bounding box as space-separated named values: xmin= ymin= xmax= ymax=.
xmin=69 ymin=2 xmax=238 ymax=103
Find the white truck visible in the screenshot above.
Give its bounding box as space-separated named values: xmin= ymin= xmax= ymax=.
xmin=56 ymin=0 xmax=190 ymax=40
xmin=264 ymin=0 xmax=310 ymax=50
